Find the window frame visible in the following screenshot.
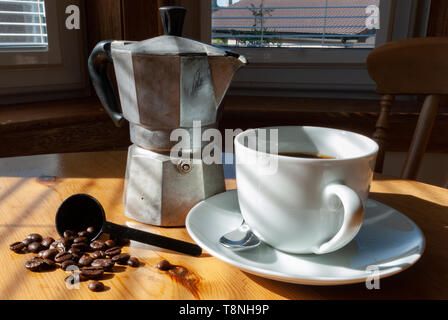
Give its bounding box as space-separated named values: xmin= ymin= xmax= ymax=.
xmin=194 ymin=0 xmax=431 ymax=96
xmin=0 ymin=0 xmax=88 ymax=104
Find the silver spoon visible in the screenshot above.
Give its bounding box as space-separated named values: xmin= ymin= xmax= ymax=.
xmin=219 ymin=221 xmax=261 ymax=250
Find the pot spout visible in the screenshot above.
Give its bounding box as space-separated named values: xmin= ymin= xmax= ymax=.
xmin=209 ymin=53 xmax=247 ymax=108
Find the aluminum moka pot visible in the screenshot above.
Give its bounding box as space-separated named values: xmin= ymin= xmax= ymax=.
xmin=88 ymin=6 xmax=247 ymax=226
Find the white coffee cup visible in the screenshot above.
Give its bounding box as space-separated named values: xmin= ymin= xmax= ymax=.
xmin=234 ymin=126 xmax=378 ymax=254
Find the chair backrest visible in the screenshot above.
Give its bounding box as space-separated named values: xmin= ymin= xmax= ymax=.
xmin=367 ymin=37 xmax=448 ymax=180
xmin=367 ymin=37 xmax=448 ymax=95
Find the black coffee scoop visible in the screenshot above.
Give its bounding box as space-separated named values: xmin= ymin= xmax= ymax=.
xmin=55 ymin=194 xmax=202 ymax=257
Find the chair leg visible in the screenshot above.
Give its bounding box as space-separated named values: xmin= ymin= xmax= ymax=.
xmin=373 ymin=95 xmax=394 ymax=173
xmin=401 ymin=95 xmax=440 ymax=180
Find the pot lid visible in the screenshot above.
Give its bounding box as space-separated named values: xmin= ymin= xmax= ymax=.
xmin=125 ymin=35 xmax=230 ymax=56
xmin=118 ymin=6 xmax=237 ymax=57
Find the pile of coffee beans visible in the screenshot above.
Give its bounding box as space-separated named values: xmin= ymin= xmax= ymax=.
xmin=9 ymin=227 xmax=140 ymax=292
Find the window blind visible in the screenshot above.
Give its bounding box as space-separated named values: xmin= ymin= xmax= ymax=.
xmin=0 ymin=0 xmax=47 ymax=49
xmin=212 ymin=0 xmax=379 ymax=49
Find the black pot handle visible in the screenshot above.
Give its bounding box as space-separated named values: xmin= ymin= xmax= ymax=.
xmin=88 ymin=40 xmax=125 ymax=127
xmin=103 ymin=221 xmax=202 ymax=257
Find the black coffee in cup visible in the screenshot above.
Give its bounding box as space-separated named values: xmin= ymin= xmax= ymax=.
xmin=277 ymin=152 xmax=335 ymax=159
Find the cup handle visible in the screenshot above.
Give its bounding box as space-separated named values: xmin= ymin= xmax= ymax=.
xmin=312 ymin=184 xmax=364 ymax=255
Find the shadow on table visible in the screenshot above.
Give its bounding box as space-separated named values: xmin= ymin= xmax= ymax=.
xmin=242 ymin=192 xmax=447 ymax=300
xmin=0 ymin=151 xmax=128 ymax=178
xmin=0 ymin=152 xmax=237 ymax=179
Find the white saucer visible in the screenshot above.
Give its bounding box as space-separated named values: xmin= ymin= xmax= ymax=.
xmin=186 ymin=190 xmax=425 ymax=286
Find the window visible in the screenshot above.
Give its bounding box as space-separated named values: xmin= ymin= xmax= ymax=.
xmin=212 ymin=0 xmax=379 ymax=49
xmin=0 ymin=0 xmax=48 ymax=49
xmin=0 ymin=0 xmax=87 ymax=104
xmin=200 ymin=0 xmax=431 ymax=97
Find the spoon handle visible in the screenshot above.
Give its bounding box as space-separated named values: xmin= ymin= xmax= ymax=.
xmin=103 ymin=222 xmax=202 ymax=257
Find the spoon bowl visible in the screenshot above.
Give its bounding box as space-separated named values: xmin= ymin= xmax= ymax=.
xmin=219 ymin=221 xmax=261 ymax=251
xmin=55 ymin=194 xmax=105 ymax=240
xmin=56 ymin=193 xmax=202 ymax=257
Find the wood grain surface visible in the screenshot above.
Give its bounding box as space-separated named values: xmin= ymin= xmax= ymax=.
xmin=428 ymin=0 xmax=448 ymax=37
xmin=0 ymin=151 xmax=446 ymax=300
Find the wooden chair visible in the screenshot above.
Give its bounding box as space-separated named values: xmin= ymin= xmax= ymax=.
xmin=367 ymin=37 xmax=448 ymax=180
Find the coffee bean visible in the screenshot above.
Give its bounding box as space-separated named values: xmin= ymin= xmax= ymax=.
xmin=26 ymin=233 xmax=42 ymax=242
xmin=68 ymin=246 xmax=82 ymax=254
xmin=91 ymin=258 xmax=114 ymax=271
xmin=71 ymin=253 xmax=82 ymax=262
xmin=78 ymin=254 xmax=93 ymax=267
xmin=22 ymin=238 xmax=33 ymax=246
xmin=40 ymin=249 xmax=59 ymax=260
xmin=73 ymin=236 xmax=88 ymax=244
xmin=157 ymin=260 xmax=172 ymax=271
xmin=41 ymin=237 xmax=55 ymax=248
xmin=105 ymin=239 xmax=115 ymax=248
xmin=61 ymin=260 xmax=77 ymax=271
xmin=111 ymin=253 xmax=130 ymax=265
xmin=42 ymin=258 xmax=56 ymax=270
xmin=77 ymin=231 xmax=89 ymax=238
xmin=80 ymin=266 xmax=104 ymax=279
xmin=86 ymin=227 xmax=95 ymax=234
xmin=28 ymin=241 xmax=42 ymax=253
xmin=25 ymin=258 xmax=44 ymax=271
xmin=9 ymin=241 xmax=26 ymax=253
xmin=56 ymin=242 xmax=69 ymax=252
xmin=127 ymin=257 xmax=139 ymax=267
xmin=63 ymin=230 xmax=75 ymax=238
xmin=53 ymin=237 xmax=71 ymax=250
xmin=104 ymin=247 xmax=121 ymax=257
xmin=64 ymin=236 xmax=74 ymax=246
xmin=88 ymin=281 xmax=104 ymax=292
xmin=92 ymin=251 xmax=106 ymax=259
xmin=68 ymin=247 xmax=82 ymax=259
xmin=24 ymin=257 xmax=54 ymax=271
xmin=54 ymin=252 xmax=74 ymax=263
xmin=57 ymin=248 xmax=67 ymax=254
xmin=71 ymin=242 xmax=89 ymax=251
xmin=90 ymin=240 xmax=106 ymax=251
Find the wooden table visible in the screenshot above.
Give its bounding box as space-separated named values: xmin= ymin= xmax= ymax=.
xmin=0 ymin=151 xmax=446 ymax=300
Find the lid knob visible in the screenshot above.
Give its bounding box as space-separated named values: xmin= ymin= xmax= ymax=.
xmin=159 ymin=6 xmax=186 ymax=37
